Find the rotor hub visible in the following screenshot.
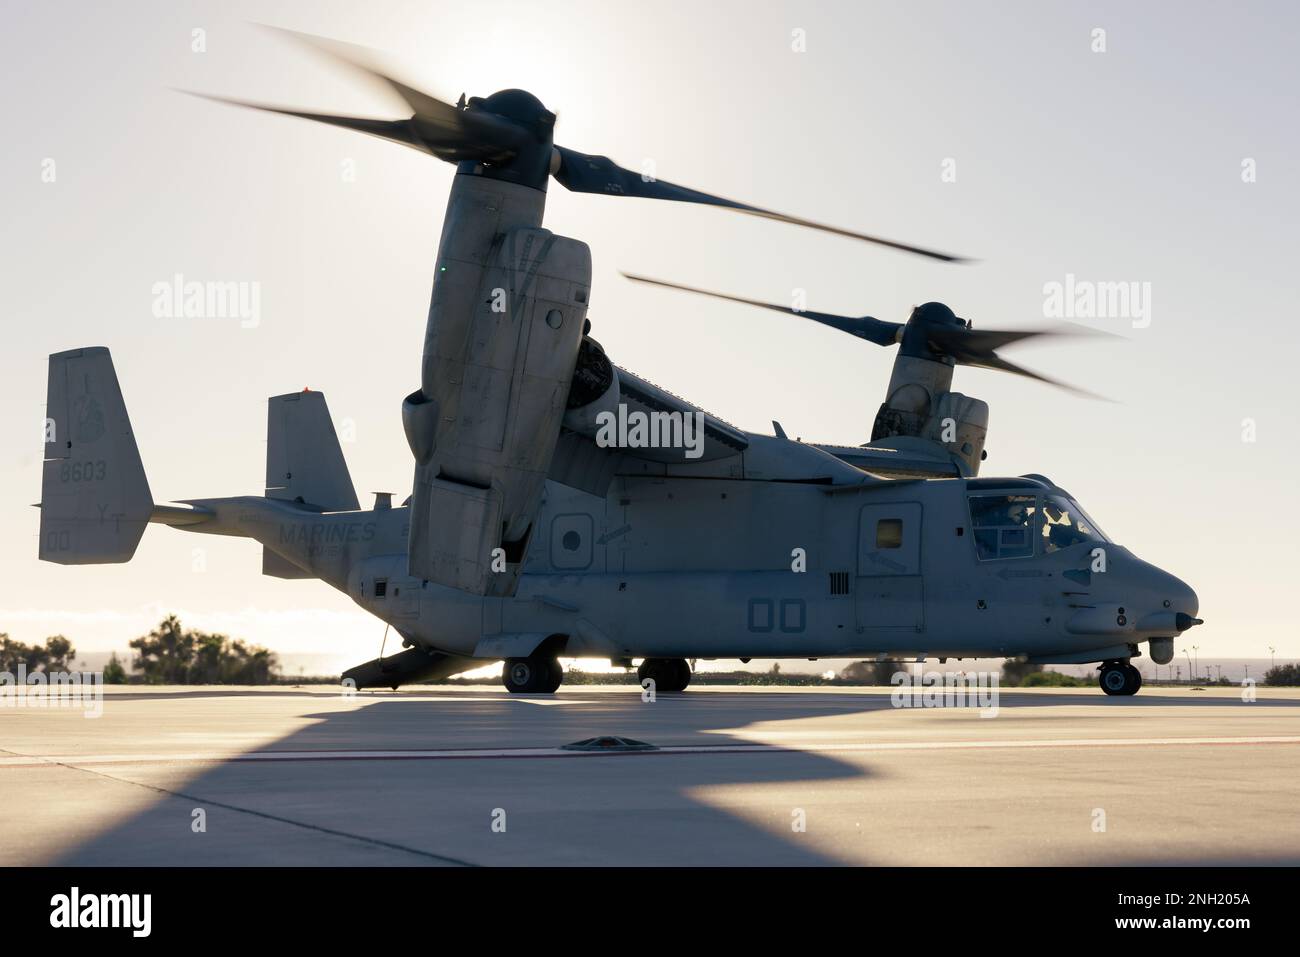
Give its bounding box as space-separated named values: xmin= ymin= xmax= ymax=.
xmin=901 ymin=301 xmax=965 ymax=364
xmin=469 ymin=89 xmax=555 ymax=136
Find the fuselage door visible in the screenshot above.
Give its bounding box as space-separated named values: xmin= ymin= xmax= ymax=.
xmin=856 ymin=502 xmax=924 ymax=631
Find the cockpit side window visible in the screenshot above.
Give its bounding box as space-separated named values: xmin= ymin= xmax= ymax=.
xmin=968 ymin=494 xmax=1037 ymax=560
xmin=1040 ymin=494 xmax=1108 ymax=553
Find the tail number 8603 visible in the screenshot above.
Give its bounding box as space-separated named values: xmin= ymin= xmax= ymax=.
xmin=59 ymin=460 xmax=107 ymax=483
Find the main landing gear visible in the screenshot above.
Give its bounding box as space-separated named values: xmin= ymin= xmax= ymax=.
xmin=1098 ymin=659 xmax=1142 ymax=696
xmin=638 ymin=657 xmax=692 ymax=693
xmin=502 ymin=655 xmax=563 ymax=694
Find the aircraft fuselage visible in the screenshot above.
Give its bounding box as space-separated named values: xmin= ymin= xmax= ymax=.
xmin=190 ymin=470 xmax=1197 ymax=668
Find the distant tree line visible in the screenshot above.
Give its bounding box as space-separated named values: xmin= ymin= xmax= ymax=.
xmin=2 ymin=617 xmax=278 ymax=685
xmin=0 ymin=634 xmax=76 ymax=673
xmin=129 ymin=615 xmax=278 ymax=684
xmin=1264 ymin=663 xmax=1300 ymax=686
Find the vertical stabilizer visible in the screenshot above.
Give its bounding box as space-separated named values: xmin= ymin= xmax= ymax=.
xmin=265 ymin=391 xmax=359 ymax=511
xmin=40 ymin=347 xmax=153 ymax=564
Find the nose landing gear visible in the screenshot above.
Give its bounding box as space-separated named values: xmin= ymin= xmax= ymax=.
xmin=1098 ymin=660 xmax=1142 ymax=696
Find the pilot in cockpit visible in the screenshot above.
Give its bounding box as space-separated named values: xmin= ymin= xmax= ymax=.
xmin=1042 ymin=501 xmax=1087 ymax=552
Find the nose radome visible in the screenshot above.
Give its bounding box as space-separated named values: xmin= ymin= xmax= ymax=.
xmin=1124 ymin=555 xmax=1199 ymax=617
xmin=1166 ymin=572 xmax=1199 ymax=619
xmin=1151 ymin=567 xmax=1201 ymax=630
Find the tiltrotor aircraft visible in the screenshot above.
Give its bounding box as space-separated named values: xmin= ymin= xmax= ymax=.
xmin=38 ymin=31 xmax=1200 ymax=696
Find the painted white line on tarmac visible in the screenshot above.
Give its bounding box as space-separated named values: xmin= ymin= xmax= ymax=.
xmin=3 ymin=734 xmax=1300 ymax=768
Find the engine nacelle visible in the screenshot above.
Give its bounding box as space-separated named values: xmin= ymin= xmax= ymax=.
xmin=872 ymin=365 xmax=988 ymax=475
xmin=871 ymin=304 xmax=995 ymax=476
xmin=401 ymin=389 xmax=438 ymax=464
xmin=406 ymin=187 xmax=592 ymax=597
xmin=921 ymin=392 xmax=988 ymax=476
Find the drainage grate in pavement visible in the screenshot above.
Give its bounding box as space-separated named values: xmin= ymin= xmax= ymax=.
xmin=560 ymin=736 xmax=658 ymax=752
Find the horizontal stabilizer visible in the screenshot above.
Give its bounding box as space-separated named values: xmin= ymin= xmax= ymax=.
xmin=262 ymin=549 xmax=313 ymax=580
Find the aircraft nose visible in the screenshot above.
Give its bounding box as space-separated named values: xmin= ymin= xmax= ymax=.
xmin=1164 ymin=571 xmax=1199 ymax=619
xmin=1149 ymin=565 xmax=1202 ymax=631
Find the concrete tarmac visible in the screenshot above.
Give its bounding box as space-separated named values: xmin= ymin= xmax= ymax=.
xmin=2 ymin=683 xmax=1298 ymax=866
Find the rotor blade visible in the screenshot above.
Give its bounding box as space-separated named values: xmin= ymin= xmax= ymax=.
xmin=179 ymin=91 xmax=426 ymax=150
xmin=256 ymin=25 xmax=529 ymax=159
xmin=559 ymin=148 xmax=968 ymax=262
xmin=623 ymin=273 xmax=902 ymax=346
xmin=958 ymin=352 xmax=1109 ymax=401
xmin=948 ymin=327 xmax=1054 ymax=353
xmin=179 ymin=91 xmax=520 ymax=164
xmin=257 ymin=25 xmax=449 ymax=115
xmin=923 ymin=322 xmax=1112 ymax=399
xmin=185 ymin=28 xmax=526 ymax=164
xmin=925 ymin=325 xmax=1072 ymax=363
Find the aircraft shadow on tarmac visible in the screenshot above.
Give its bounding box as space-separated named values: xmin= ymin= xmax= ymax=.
xmin=56 ymin=690 xmax=894 ymax=866
xmin=53 ymin=687 xmax=1300 ymax=866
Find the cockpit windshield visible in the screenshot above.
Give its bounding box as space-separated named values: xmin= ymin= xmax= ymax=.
xmin=1040 ymin=494 xmax=1108 ymax=553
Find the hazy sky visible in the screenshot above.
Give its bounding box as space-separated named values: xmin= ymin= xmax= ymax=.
xmin=2 ymin=0 xmax=1297 ymax=671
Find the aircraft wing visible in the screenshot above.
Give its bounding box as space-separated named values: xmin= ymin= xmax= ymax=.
xmin=547 ymin=366 xmax=972 ymax=491
xmin=815 ymin=436 xmax=966 ymax=478
xmin=613 ymin=367 xmax=749 ymax=462
xmin=546 ymin=364 xmax=748 ymax=496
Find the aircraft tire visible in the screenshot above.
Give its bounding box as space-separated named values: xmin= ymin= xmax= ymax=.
xmin=1123 ymin=663 xmax=1142 ymax=694
xmin=540 ymin=657 xmax=563 ymax=693
xmin=1099 ymin=661 xmax=1137 ymax=696
xmin=639 ymin=658 xmax=690 ymax=693
xmin=636 ymin=659 xmax=659 ymax=690
xmin=503 ymin=656 xmax=550 ymax=693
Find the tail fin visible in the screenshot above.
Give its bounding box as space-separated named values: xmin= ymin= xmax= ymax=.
xmin=40 ymin=347 xmax=153 ymax=564
xmin=265 ymin=390 xmax=359 ymax=511
xmin=264 ymin=391 xmax=358 ymax=579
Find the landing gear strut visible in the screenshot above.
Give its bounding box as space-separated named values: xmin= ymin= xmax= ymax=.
xmin=502 ymin=655 xmax=563 ymax=694
xmin=637 ymin=657 xmax=691 ymax=693
xmin=1098 ymin=659 xmax=1142 ymax=696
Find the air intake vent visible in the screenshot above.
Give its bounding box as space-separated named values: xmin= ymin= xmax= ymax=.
xmin=829 ymin=571 xmax=850 ymax=596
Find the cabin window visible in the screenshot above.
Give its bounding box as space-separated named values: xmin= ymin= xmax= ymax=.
xmin=373 ymin=578 xmax=388 ymax=598
xmin=968 ymin=494 xmax=1037 ymax=560
xmin=875 ymin=519 xmax=903 ymax=549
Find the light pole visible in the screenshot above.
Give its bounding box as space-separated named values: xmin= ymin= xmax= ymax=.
xmin=1182 ymin=649 xmax=1192 ymax=685
xmin=1192 ymin=645 xmax=1199 ymax=684
xmin=1269 ymin=645 xmax=1276 ymax=673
